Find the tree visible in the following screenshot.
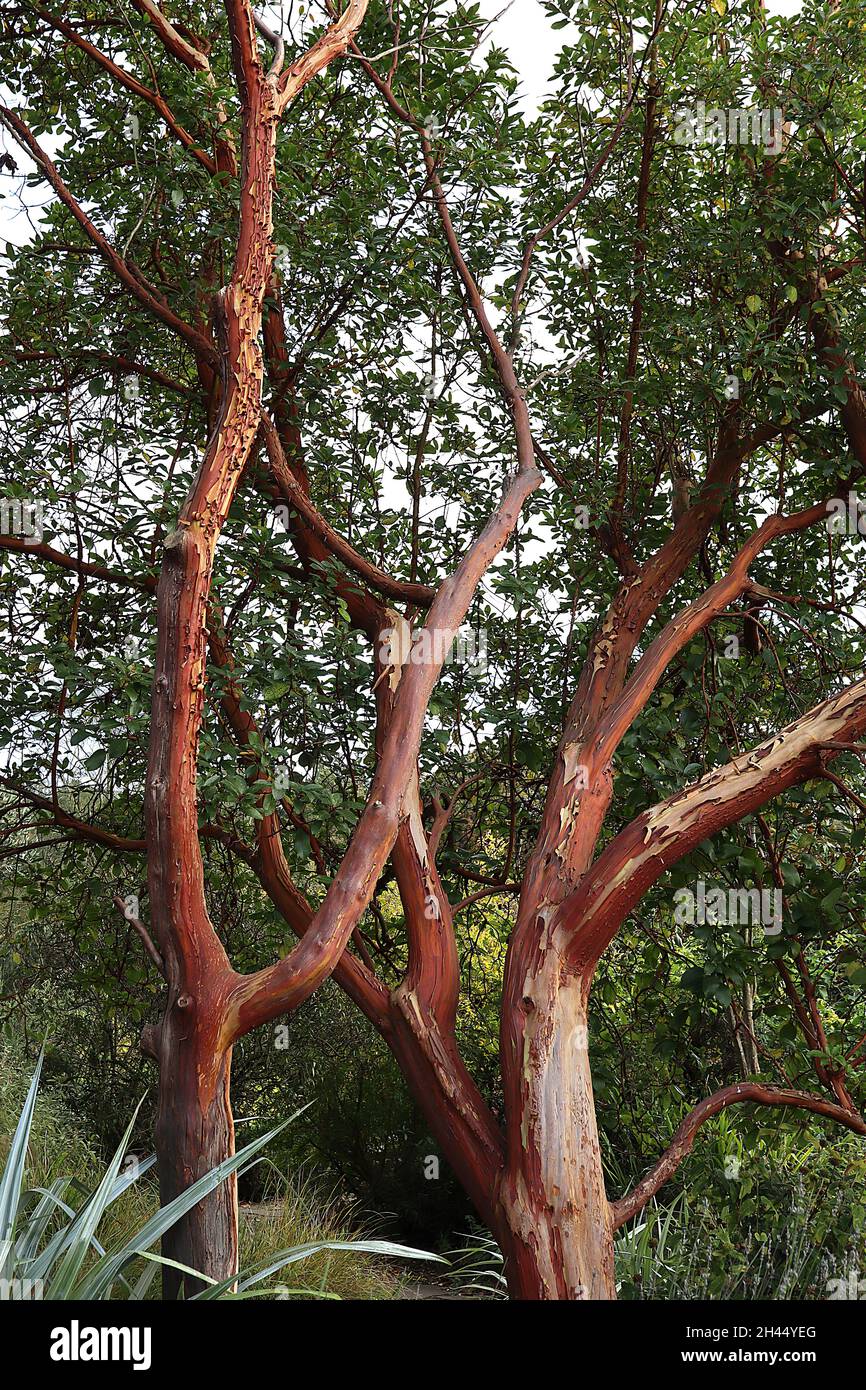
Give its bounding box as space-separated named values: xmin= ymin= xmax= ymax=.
xmin=1 ymin=0 xmax=865 ymax=1300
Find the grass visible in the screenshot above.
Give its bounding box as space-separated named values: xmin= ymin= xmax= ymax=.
xmin=0 ymin=1042 xmax=412 ymax=1300
xmin=238 ymin=1170 xmax=403 ymax=1300
xmin=10 ymin=1038 xmax=858 ymax=1301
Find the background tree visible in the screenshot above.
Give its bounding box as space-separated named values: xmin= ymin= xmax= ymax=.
xmin=1 ymin=0 xmax=865 ymax=1300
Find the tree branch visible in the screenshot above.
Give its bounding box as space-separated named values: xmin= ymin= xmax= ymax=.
xmin=591 ymin=491 xmax=854 ymax=776
xmin=561 ymin=672 xmax=866 ymax=972
xmin=276 ymin=0 xmax=371 ymax=113
xmin=260 ymin=412 xmax=435 ymax=606
xmin=611 ymin=1083 xmax=866 ymax=1229
xmin=33 ymin=7 xmax=218 ymax=174
xmin=130 ymin=0 xmax=211 ymax=72
xmin=0 ymin=106 xmax=217 ymax=366
xmin=0 ymin=778 xmax=146 ymax=853
xmin=224 ymin=445 xmax=540 ymax=1038
xmin=112 ymin=892 xmax=166 ymax=977
xmin=2 ymin=350 xmax=193 ymax=396
xmin=0 ymin=534 xmax=155 ymax=592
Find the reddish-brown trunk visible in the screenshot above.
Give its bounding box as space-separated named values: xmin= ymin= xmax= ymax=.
xmin=153 ymin=1021 xmax=237 ymax=1298
xmin=500 ymin=935 xmax=615 ymax=1299
xmin=143 ymin=5 xmax=279 ymax=1295
xmin=145 ymin=515 xmax=241 ymax=1295
xmin=388 ymin=989 xmax=504 ymax=1229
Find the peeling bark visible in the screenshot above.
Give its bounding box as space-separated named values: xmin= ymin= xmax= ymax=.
xmin=141 ymin=0 xmax=371 ymax=1292
xmin=11 ymin=1 xmax=866 ymax=1306
xmin=499 ymin=958 xmax=614 ymax=1299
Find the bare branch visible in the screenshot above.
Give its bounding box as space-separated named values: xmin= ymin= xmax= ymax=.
xmin=0 ymin=534 xmax=155 ymax=592
xmin=33 ymin=7 xmax=218 ymax=174
xmin=0 ymin=777 xmax=146 ymax=853
xmin=253 ymin=10 xmax=285 ymax=80
xmin=2 ymin=349 xmax=194 ymax=396
xmin=130 ymin=0 xmax=211 ymax=72
xmin=225 ymin=450 xmax=540 ymax=1037
xmin=112 ymin=893 xmax=166 ymax=977
xmin=611 ymin=1083 xmax=866 ymax=1228
xmin=260 ymin=412 xmax=435 ymax=607
xmin=561 ymin=672 xmax=866 ymax=972
xmin=276 ymin=0 xmax=371 ymax=112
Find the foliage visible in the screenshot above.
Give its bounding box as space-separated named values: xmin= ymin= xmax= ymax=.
xmin=1 ymin=0 xmax=865 ymax=1296
xmin=0 ymin=1048 xmax=436 ymax=1299
xmin=614 ymin=1119 xmax=866 ymax=1299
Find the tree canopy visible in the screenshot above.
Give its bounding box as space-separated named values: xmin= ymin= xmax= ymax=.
xmin=1 ymin=0 xmax=865 ymax=1301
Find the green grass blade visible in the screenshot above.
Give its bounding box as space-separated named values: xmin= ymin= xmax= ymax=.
xmin=15 ymin=1179 xmax=70 ymax=1264
xmin=0 ymin=1048 xmax=44 ymax=1253
xmin=43 ymin=1103 xmax=142 ymax=1300
xmin=78 ymin=1118 xmax=291 ymax=1299
xmin=192 ymin=1238 xmax=445 ymax=1300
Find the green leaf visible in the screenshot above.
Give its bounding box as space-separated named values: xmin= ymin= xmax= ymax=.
xmin=262 ymin=681 xmax=293 ymax=703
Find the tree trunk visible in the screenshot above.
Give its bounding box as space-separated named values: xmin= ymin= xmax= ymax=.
xmin=152 ymin=1011 xmax=237 ymax=1299
xmin=145 ymin=521 xmax=240 ymax=1296
xmin=500 ymin=954 xmax=616 ymax=1299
